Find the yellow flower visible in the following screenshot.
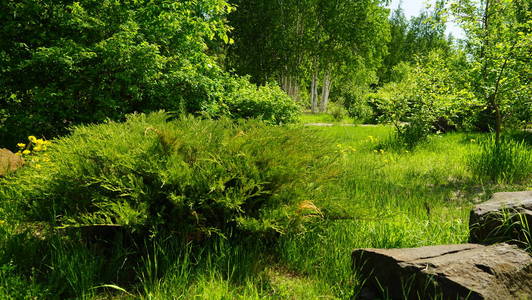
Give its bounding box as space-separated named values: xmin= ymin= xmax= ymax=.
xmin=35 ymin=164 xmax=42 ymax=169
xmin=22 ymin=150 xmax=31 ymax=155
xmin=15 ymin=152 xmax=22 ymax=156
xmin=28 ymin=136 xmax=37 ymax=143
xmin=17 ymin=143 xmax=26 ymax=148
xmin=33 ymin=145 xmax=43 ymax=152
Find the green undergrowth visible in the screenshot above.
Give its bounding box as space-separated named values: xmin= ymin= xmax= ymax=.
xmin=468 ymin=135 xmax=531 ymax=183
xmin=0 ymin=117 xmax=530 ymax=299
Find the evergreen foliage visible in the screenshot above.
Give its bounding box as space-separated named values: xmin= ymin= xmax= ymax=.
xmin=0 ymin=112 xmax=337 ymax=238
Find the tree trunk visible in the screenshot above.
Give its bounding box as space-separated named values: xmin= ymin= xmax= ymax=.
xmin=293 ymin=82 xmax=300 ymax=102
xmin=319 ymin=72 xmax=331 ymax=112
xmin=281 ymin=74 xmax=300 ymax=101
xmin=490 ymin=40 xmax=516 ymax=144
xmin=311 ymin=72 xmax=318 ymax=113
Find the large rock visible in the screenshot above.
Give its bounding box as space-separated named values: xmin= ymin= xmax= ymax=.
xmin=352 ymin=243 xmax=532 ymax=299
xmin=0 ymin=148 xmax=24 ymax=176
xmin=469 ymin=191 xmax=532 ymax=245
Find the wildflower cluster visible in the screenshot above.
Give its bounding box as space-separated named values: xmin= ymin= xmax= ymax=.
xmin=336 ymin=144 xmax=357 ymax=157
xmin=373 ymin=148 xmax=386 ymax=154
xmin=367 ymin=135 xmax=378 ymax=143
xmin=16 ymin=136 xmax=51 ymax=156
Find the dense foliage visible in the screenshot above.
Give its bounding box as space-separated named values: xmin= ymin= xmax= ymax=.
xmin=451 ymin=0 xmax=531 ymax=138
xmin=0 ymin=0 xmax=299 ymax=147
xmin=226 ymin=0 xmax=390 ymax=112
xmin=379 ymin=1 xmax=452 ymax=84
xmin=0 ymin=112 xmax=336 ymax=238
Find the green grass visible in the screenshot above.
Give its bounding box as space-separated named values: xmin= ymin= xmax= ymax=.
xmin=1 ymin=124 xmax=529 ymax=299
xmin=300 ymin=112 xmax=356 ymax=125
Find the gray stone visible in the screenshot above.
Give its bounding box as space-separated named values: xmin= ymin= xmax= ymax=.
xmin=0 ymin=148 xmax=24 ymax=176
xmin=469 ymin=191 xmax=532 ymax=245
xmin=352 ymin=243 xmax=532 ymax=300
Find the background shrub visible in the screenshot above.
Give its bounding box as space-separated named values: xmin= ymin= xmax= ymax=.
xmin=327 ymin=102 xmax=348 ymax=122
xmin=0 ymin=112 xmax=338 ymax=239
xmin=208 ymin=78 xmax=300 ymax=124
xmin=348 ymin=99 xmax=375 ymax=124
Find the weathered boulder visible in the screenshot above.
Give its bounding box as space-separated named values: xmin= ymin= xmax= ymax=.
xmin=0 ymin=148 xmax=24 ymax=176
xmin=352 ymin=243 xmax=532 ymax=300
xmin=469 ymin=191 xmax=532 ymax=245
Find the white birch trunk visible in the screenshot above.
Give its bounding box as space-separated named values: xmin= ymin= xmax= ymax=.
xmin=310 ymin=72 xmax=318 ymax=113
xmin=320 ymin=72 xmax=331 ymax=112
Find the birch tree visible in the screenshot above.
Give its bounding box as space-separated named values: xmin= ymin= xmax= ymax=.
xmin=227 ymin=0 xmax=390 ymax=112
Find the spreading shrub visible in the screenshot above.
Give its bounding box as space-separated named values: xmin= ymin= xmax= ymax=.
xmin=0 ymin=112 xmax=337 ymax=239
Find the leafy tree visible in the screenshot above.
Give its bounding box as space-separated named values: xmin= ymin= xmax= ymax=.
xmin=0 ymin=0 xmax=247 ymax=146
xmin=379 ymin=1 xmax=452 ymax=84
xmin=379 ymin=5 xmax=409 ymax=83
xmin=451 ymin=0 xmax=531 ymax=140
xmin=371 ymin=51 xmax=479 ymax=148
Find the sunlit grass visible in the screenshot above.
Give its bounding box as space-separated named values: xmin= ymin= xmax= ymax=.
xmin=299 ymin=112 xmax=355 ymax=125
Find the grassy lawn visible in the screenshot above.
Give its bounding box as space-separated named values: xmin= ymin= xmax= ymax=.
xmin=300 ymin=112 xmax=356 ymax=125
xmin=1 ymin=122 xmax=529 ymax=299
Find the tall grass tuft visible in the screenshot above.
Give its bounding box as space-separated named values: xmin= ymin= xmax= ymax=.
xmin=468 ymin=135 xmax=532 ymax=183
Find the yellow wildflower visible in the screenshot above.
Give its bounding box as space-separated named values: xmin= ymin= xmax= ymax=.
xmin=35 ymin=164 xmax=42 ymax=169
xmin=17 ymin=143 xmax=26 ymax=148
xmin=15 ymin=151 xmax=22 ymax=156
xmin=22 ymin=150 xmax=31 ymax=155
xmin=28 ymin=136 xmax=37 ymax=143
xmin=33 ymin=145 xmax=43 ymax=152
